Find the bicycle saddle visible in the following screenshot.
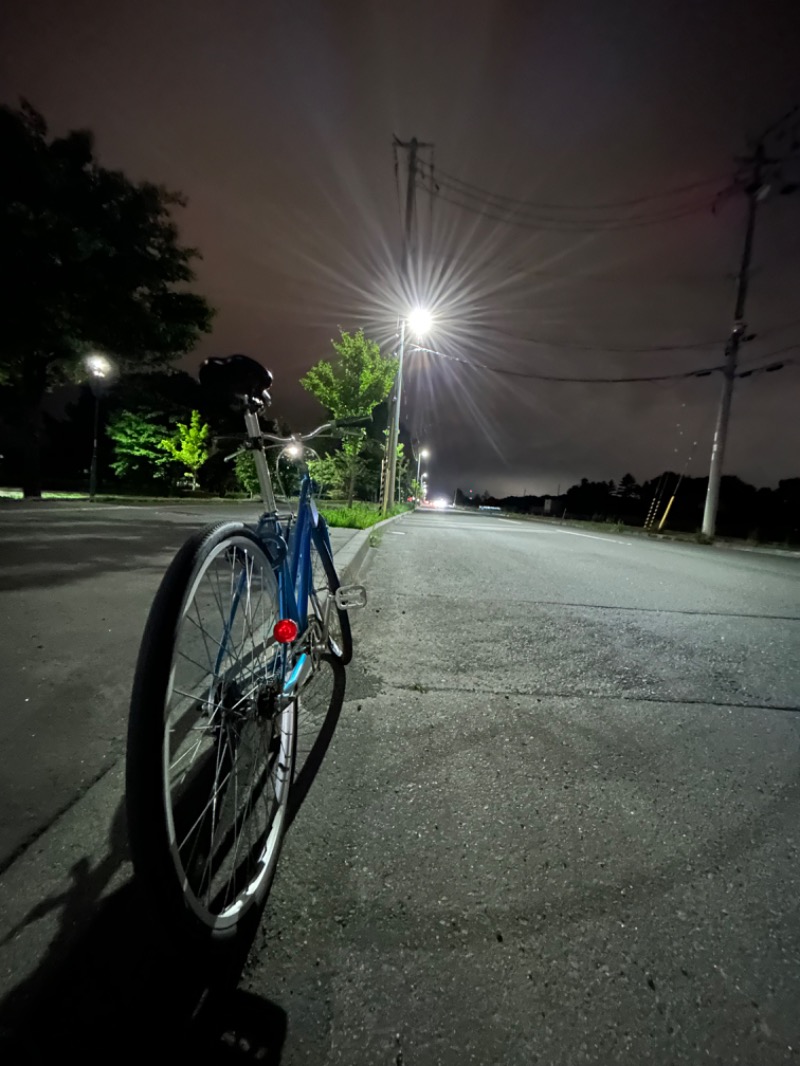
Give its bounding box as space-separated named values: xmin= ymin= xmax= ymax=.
xmin=199 ymin=354 xmax=273 ymax=407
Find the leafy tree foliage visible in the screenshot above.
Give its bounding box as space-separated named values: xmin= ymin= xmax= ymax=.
xmin=300 ymin=329 xmax=397 ymax=504
xmin=306 ymin=453 xmax=345 ymax=498
xmin=0 ymin=100 xmax=214 ymax=495
xmin=160 ymin=410 xmax=210 ymax=489
xmin=300 ymin=329 xmax=397 ymax=418
xmin=106 ymin=409 xmax=172 ymax=487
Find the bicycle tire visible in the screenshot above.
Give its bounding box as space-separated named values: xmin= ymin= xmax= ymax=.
xmin=309 ymin=524 xmax=353 ymax=665
xmin=126 ymin=522 xmax=296 ymax=946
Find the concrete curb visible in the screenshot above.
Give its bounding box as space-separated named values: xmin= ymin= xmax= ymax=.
xmin=332 ymin=509 xmax=412 ymax=585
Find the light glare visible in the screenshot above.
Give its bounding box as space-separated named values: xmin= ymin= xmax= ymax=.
xmin=85 ymin=353 xmax=112 ymax=379
xmin=407 ymin=307 xmax=433 ymax=337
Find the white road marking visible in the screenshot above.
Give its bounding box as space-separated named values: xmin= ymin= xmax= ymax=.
xmin=411 ymin=523 xmax=556 ymax=532
xmin=557 ymin=530 xmax=629 ymax=544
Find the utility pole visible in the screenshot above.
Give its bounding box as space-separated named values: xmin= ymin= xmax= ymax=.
xmin=701 ymin=145 xmax=764 ymax=538
xmin=382 ymin=135 xmax=432 ymax=514
xmin=702 ymin=107 xmax=799 ymax=538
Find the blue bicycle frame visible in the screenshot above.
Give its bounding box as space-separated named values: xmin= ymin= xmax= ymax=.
xmin=212 ymin=470 xmax=334 ymax=699
xmin=258 ymin=474 xmax=323 ymax=633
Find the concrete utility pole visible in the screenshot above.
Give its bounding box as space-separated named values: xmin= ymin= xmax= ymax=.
xmin=383 ymin=136 xmax=432 ymax=514
xmin=383 ymin=317 xmax=406 ymax=513
xmin=702 ymin=108 xmax=799 ymax=538
xmin=701 ymin=147 xmax=764 ymax=538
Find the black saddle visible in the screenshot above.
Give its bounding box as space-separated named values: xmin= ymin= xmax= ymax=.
xmin=199 ymin=354 xmax=273 ymax=408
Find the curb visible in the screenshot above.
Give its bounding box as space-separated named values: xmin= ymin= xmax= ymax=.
xmin=334 ymin=510 xmax=411 ymax=586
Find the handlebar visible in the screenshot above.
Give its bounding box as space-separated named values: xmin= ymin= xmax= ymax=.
xmin=262 ymin=415 xmax=370 ymax=447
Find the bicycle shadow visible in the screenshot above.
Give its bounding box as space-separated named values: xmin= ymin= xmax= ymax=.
xmin=0 ymin=657 xmax=348 ymax=1064
xmin=288 ymin=654 xmax=347 ymax=828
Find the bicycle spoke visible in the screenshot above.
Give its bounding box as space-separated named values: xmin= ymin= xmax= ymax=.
xmin=126 ymin=379 xmax=366 ymax=946
xmin=133 ymin=528 xmax=296 ymax=933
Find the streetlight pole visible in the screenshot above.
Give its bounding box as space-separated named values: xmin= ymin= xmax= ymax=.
xmin=382 ymin=309 xmax=432 ymax=514
xmin=382 ymin=318 xmax=406 ymax=514
xmin=415 ymin=446 xmax=429 ymax=502
xmin=85 ymin=353 xmax=112 ymax=502
xmin=89 ymin=387 xmax=101 ymax=500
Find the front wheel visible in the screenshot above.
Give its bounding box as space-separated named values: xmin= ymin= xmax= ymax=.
xmin=126 ymin=523 xmax=295 ymax=946
xmin=309 ymin=526 xmax=353 ymax=665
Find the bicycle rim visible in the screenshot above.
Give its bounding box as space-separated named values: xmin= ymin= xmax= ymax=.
xmin=162 ymin=535 xmax=293 ymax=931
xmin=308 ymin=534 xmax=351 ymax=663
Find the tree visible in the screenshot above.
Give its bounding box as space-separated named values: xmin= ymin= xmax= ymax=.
xmin=300 ymin=329 xmax=398 ymax=418
xmin=395 ymin=442 xmax=411 ymax=503
xmin=160 ymin=410 xmax=210 ymax=489
xmin=616 ymin=473 xmax=640 ymax=499
xmin=0 ymin=101 xmax=214 ymax=496
xmin=307 ymin=453 xmax=345 ymax=498
xmin=107 ymin=409 xmax=172 ymax=488
xmin=234 ymin=452 xmax=261 ymax=498
xmin=300 ymin=329 xmax=397 ymax=506
xmin=339 ymin=429 xmax=370 ymax=505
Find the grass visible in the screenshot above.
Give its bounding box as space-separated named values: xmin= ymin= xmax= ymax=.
xmin=318 ymin=501 xmax=411 ymax=530
xmin=0 ymin=488 xmax=88 ymax=500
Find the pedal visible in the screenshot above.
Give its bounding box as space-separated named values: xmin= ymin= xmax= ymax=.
xmin=335 ymin=584 xmax=367 ymax=610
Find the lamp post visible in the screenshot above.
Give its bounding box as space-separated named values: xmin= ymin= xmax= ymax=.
xmin=416 ymin=447 xmax=429 ymax=502
xmin=85 ymin=354 xmax=112 ymax=501
xmin=382 ymin=308 xmax=432 ymax=514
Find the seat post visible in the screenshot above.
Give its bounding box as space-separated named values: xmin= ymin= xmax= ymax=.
xmin=243 ymin=407 xmax=277 ymax=513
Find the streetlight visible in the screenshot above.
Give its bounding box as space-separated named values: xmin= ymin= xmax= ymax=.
xmin=85 ymin=353 xmax=112 ymax=501
xmin=407 ymin=307 xmax=433 ymax=337
xmin=382 ymin=308 xmax=432 ymax=513
xmin=416 ymin=447 xmax=429 ymax=502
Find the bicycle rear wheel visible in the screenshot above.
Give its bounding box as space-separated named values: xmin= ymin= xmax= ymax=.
xmin=309 ymin=524 xmax=353 ymax=665
xmin=126 ymin=523 xmax=295 ymax=944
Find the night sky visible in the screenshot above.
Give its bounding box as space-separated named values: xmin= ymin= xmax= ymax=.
xmin=2 ymin=0 xmax=799 ymax=497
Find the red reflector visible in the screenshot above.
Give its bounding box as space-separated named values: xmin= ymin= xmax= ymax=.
xmin=273 ymin=618 xmax=299 ymax=644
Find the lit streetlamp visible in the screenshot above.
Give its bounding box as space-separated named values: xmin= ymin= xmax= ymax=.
xmin=85 ymin=353 xmax=113 ymax=501
xmin=382 ymin=308 xmax=432 ymax=513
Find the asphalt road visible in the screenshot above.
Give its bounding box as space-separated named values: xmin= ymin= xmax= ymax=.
xmin=1 ymin=507 xmax=799 ymax=1063
xmin=0 ymin=500 xmax=359 ymax=867
xmin=246 ymin=510 xmax=800 ymax=1065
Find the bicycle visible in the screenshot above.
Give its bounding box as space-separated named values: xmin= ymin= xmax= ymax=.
xmin=125 ymin=354 xmax=367 ymax=946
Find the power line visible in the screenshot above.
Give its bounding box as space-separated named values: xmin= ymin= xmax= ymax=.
xmin=484 ymin=325 xmax=720 ymax=353
xmin=418 ymin=178 xmax=711 ymax=232
xmin=420 ymin=170 xmax=713 ymax=224
xmin=409 ymin=344 xmax=731 ymax=383
xmin=483 ymin=317 xmax=800 ymax=354
xmin=417 ymin=159 xmax=727 ymax=212
xmin=735 ymin=341 xmax=800 ymax=376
